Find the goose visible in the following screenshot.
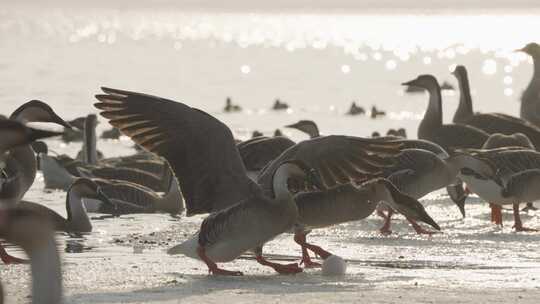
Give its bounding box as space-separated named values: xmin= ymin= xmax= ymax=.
xmin=0 ymin=208 xmax=62 ymax=304
xmin=18 ymin=178 xmax=114 ymax=233
xmin=100 ymin=127 xmax=121 ymax=139
xmin=455 ymin=148 xmax=540 ymax=231
xmin=0 ymin=120 xmax=62 ymax=264
xmin=370 ymin=105 xmax=386 ymax=119
xmin=1 ymin=100 xmax=71 ymax=206
xmin=285 ymin=120 xmax=320 ymax=138
xmin=293 ymin=177 xmax=440 ymax=267
xmin=347 ymin=102 xmax=365 ymax=116
xmin=272 ymin=99 xmax=289 ymax=110
xmin=518 ymin=43 xmax=540 ymax=127
xmin=76 ymin=114 xmax=104 ymax=163
xmin=95 ymin=87 xmax=403 ymax=275
xmin=480 ymin=133 xmax=535 ymax=224
xmin=452 ymin=65 xmax=540 ymax=149
xmin=224 ymin=97 xmax=242 ymax=113
xmin=403 ymin=74 xmax=489 ymax=151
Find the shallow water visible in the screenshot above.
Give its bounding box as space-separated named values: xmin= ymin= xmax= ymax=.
xmin=1 ymin=3 xmax=540 ymax=303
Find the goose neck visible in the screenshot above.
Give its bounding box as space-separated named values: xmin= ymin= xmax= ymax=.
xmin=419 ymin=81 xmax=443 ymax=137
xmin=66 ymin=186 xmax=92 ymax=232
xmin=454 ymin=72 xmax=474 ymax=123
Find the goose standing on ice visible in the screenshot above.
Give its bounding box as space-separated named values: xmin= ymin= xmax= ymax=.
xmin=0 ymin=120 xmax=62 ymax=264
xmin=0 ymin=208 xmax=62 ymax=304
xmin=518 ymin=43 xmax=540 ymax=127
xmin=452 ymin=65 xmax=540 ymax=149
xmin=403 ymin=74 xmax=489 ymax=151
xmin=455 ymin=148 xmax=540 ymax=231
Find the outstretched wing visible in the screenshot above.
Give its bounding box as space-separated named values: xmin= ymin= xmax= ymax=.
xmin=257 ymin=135 xmax=402 ymax=195
xmin=94 ymin=87 xmax=256 ymax=215
xmin=237 ymin=136 xmax=296 ymax=171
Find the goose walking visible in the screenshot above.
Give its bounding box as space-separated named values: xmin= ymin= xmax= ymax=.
xmin=293 ymin=177 xmax=440 ymax=267
xmin=95 ymin=87 xmax=402 ymax=275
xmin=0 ymin=208 xmax=62 ymax=304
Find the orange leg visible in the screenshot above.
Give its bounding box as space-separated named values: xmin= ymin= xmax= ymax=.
xmin=0 ymin=243 xmax=28 ymax=265
xmin=407 ymin=218 xmax=438 ymax=235
xmin=379 ymin=209 xmax=393 ymax=235
xmin=294 ymin=232 xmax=331 ymax=267
xmin=196 ymin=246 xmax=243 ymax=276
xmin=255 ymin=255 xmax=302 ymax=274
xmin=490 ymin=203 xmax=503 ymax=226
xmin=513 ymin=203 xmax=538 ymax=232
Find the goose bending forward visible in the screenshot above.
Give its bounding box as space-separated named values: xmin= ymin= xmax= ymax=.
xmin=294 ymin=178 xmax=440 ymax=267
xmin=0 ymin=208 xmax=62 ymax=304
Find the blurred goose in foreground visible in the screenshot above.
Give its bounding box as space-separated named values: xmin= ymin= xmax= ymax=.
xmin=95 ymin=87 xmax=403 ymax=275
xmin=293 ymin=178 xmax=440 ymax=267
xmin=0 ymin=120 xmax=62 ymax=264
xmin=18 ymin=178 xmax=114 ymax=233
xmin=403 ymin=75 xmax=489 ymax=151
xmin=1 ymin=100 xmax=71 ymax=206
xmin=0 ymin=208 xmax=62 ymax=304
xmin=456 ymin=148 xmax=540 ymax=231
xmin=518 ymin=43 xmax=540 ymax=127
xmin=452 ymin=65 xmax=540 ymax=149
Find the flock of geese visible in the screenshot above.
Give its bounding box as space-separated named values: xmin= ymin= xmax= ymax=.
xmin=1 ymin=42 xmax=540 ymax=302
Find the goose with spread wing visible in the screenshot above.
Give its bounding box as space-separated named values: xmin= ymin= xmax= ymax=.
xmin=95 ymin=87 xmax=404 ymax=275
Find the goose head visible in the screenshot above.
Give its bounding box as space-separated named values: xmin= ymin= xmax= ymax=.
xmin=84 ymin=114 xmax=99 ymax=130
xmin=285 ymin=120 xmax=319 ymax=138
xmin=272 ymin=160 xmax=324 ymax=199
xmin=451 ymin=65 xmax=468 ymax=81
xmin=370 ymin=178 xmax=441 ymax=231
xmin=402 ymin=74 xmax=439 ymax=92
xmin=516 ymin=42 xmax=540 ymax=58
xmin=9 ymin=100 xmax=72 ymax=129
xmin=70 ymin=178 xmax=111 ymax=204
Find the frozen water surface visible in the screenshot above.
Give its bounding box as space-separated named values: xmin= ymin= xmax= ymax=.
xmin=2 ymin=1 xmax=540 ymax=303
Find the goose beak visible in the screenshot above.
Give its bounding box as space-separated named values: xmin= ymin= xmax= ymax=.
xmin=386 ymin=185 xmax=441 ymax=231
xmin=51 ymin=113 xmax=72 ymax=130
xmin=284 ymin=123 xmax=299 ymax=129
xmin=401 ymin=80 xmax=416 ymax=86
xmin=514 ymin=47 xmax=525 ymax=53
xmin=446 ymin=183 xmax=467 ymax=218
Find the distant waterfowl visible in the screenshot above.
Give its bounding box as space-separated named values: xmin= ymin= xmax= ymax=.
xmin=95 ymin=87 xmax=402 ymax=275
xmin=274 ymin=129 xmax=283 ymax=137
xmin=455 ymin=148 xmax=540 ymax=231
xmin=294 ymin=178 xmax=440 ymax=266
xmin=251 ymin=130 xmax=264 ymax=138
xmin=518 ymin=43 xmax=540 ymax=127
xmin=403 ymin=74 xmax=489 ymax=151
xmin=272 ymin=98 xmax=289 ymax=110
xmin=452 ymin=65 xmax=540 ymax=149
xmin=224 ymin=97 xmax=242 ymax=113
xmin=0 ymin=208 xmax=62 ymax=303
xmin=285 ymin=120 xmax=320 ymax=138
xmin=371 ymin=131 xmax=380 ymax=138
xmin=370 ymin=105 xmax=386 ymax=119
xmin=0 ymin=120 xmax=62 ymax=264
xmin=440 ymin=81 xmax=455 ymax=91
xmin=19 ymin=178 xmax=114 ymax=233
xmin=347 ymin=102 xmax=365 ymax=116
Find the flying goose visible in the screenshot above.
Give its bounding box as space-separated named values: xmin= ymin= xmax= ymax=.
xmin=0 ymin=120 xmax=62 ymax=264
xmin=518 ymin=43 xmax=540 ymax=127
xmin=456 ymin=148 xmax=540 ymax=231
xmin=452 ymin=65 xmax=540 ymax=149
xmin=94 ymin=87 xmax=403 ymax=275
xmin=293 ymin=177 xmax=440 ymax=267
xmin=403 ymin=75 xmax=489 ymax=151
xmin=0 ymin=208 xmax=62 ymax=304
